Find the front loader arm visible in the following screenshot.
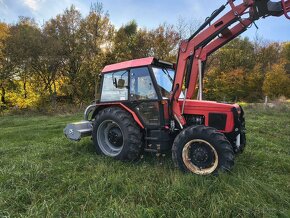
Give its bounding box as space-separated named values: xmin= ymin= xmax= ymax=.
xmin=186 ymin=18 xmax=253 ymax=99
xmin=171 ymin=0 xmax=290 ymax=126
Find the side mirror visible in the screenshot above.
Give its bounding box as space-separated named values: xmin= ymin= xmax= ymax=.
xmin=112 ymin=71 xmax=128 ymax=88
xmin=113 ymin=78 xmax=126 ymax=89
xmin=117 ymin=79 xmax=125 ymax=88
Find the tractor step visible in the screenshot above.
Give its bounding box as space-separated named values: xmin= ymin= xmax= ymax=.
xmin=144 ymin=148 xmax=158 ymax=153
xmin=145 ymin=137 xmax=159 ymax=141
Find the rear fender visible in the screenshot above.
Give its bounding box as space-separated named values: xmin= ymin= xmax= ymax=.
xmin=91 ymin=103 xmax=144 ymax=129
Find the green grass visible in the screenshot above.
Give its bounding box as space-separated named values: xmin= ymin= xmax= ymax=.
xmin=0 ymin=107 xmax=290 ymax=217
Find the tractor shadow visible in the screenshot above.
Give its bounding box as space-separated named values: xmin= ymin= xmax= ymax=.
xmin=68 ymin=139 xmax=174 ymax=169
xmin=67 ymin=139 xmax=258 ymax=176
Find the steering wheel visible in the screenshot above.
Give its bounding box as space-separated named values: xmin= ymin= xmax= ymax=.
xmin=281 ymin=0 xmax=290 ymax=19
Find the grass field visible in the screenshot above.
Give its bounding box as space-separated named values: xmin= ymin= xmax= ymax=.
xmin=0 ymin=106 xmax=290 ymax=217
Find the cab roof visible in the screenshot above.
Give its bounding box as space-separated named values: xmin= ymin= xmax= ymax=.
xmin=101 ymin=57 xmax=173 ymax=73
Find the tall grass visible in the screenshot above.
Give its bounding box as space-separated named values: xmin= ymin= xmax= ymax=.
xmin=0 ymin=107 xmax=289 ymax=217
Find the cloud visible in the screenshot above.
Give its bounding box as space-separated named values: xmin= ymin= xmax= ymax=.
xmin=23 ymin=0 xmax=41 ymax=11
xmin=0 ymin=0 xmax=8 ymax=9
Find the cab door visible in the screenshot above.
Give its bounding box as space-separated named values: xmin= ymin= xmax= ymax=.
xmin=129 ymin=67 xmax=164 ymax=129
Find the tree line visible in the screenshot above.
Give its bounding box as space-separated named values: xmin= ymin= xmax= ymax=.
xmin=0 ymin=3 xmax=289 ymax=111
xmin=204 ymin=37 xmax=290 ymax=102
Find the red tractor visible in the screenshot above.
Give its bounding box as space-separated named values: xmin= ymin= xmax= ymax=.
xmin=64 ymin=0 xmax=290 ymax=175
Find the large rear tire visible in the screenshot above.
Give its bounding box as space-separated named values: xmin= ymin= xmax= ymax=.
xmin=172 ymin=125 xmax=234 ymax=175
xmin=92 ymin=107 xmax=143 ymax=161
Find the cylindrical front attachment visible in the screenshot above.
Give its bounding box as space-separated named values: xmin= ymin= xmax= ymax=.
xmin=64 ymin=121 xmax=93 ymax=141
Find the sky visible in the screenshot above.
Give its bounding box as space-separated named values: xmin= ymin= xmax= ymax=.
xmin=0 ymin=0 xmax=289 ymax=42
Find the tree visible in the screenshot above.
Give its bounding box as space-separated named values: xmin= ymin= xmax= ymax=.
xmin=30 ymin=25 xmax=63 ymax=107
xmin=5 ymin=17 xmax=41 ymax=99
xmin=0 ymin=23 xmax=9 ymax=60
xmin=46 ymin=4 xmax=116 ymax=103
xmin=204 ymin=38 xmax=255 ymax=102
xmin=148 ymin=23 xmax=180 ymax=62
xmin=204 ymin=68 xmax=246 ymax=102
xmin=255 ymin=42 xmax=282 ymax=72
xmin=0 ymin=22 xmax=12 ymax=106
xmin=113 ymin=20 xmax=138 ymax=62
xmin=263 ymin=62 xmax=290 ymax=98
xmin=45 ymin=6 xmax=85 ymax=102
xmin=281 ymin=42 xmax=290 ymax=74
xmin=246 ymin=64 xmax=264 ymax=101
xmin=211 ymin=37 xmax=255 ymax=73
xmin=203 ymin=67 xmax=221 ymax=101
xmin=79 ymin=3 xmax=115 ymax=101
xmin=282 ymin=42 xmax=290 ymax=62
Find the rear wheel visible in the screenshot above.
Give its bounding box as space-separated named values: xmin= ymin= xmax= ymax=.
xmin=172 ymin=125 xmax=234 ymax=175
xmin=92 ymin=107 xmax=143 ymax=161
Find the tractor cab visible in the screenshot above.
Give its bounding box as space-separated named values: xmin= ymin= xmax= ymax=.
xmin=99 ymin=57 xmax=179 ymax=102
xmin=97 ymin=57 xmax=181 ymax=129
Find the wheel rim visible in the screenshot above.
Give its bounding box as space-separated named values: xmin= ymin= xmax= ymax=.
xmin=97 ymin=120 xmax=124 ymax=157
xmin=182 ymin=139 xmax=218 ymax=175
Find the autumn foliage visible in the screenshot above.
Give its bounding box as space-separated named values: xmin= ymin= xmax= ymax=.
xmin=0 ymin=4 xmax=289 ymax=111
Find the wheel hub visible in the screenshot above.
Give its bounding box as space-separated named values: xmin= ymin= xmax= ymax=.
xmin=108 ymin=127 xmax=123 ymax=147
xmin=97 ymin=120 xmax=124 ymax=157
xmin=182 ymin=139 xmax=218 ymax=175
xmin=192 ymin=147 xmax=209 ymax=163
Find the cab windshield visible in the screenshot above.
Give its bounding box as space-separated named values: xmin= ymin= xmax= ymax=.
xmin=152 ymin=67 xmax=184 ymax=99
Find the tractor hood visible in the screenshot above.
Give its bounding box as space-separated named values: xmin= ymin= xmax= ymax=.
xmin=179 ymin=99 xmax=240 ymax=113
xmin=178 ymin=99 xmax=241 ymax=133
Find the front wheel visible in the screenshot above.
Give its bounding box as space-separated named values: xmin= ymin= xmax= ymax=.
xmin=172 ymin=125 xmax=234 ymax=175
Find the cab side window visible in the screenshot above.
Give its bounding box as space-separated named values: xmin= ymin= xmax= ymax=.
xmin=130 ymin=67 xmax=157 ymax=100
xmin=101 ymin=70 xmax=128 ymax=102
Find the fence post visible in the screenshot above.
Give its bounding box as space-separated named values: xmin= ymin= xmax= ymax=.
xmin=264 ymin=96 xmax=268 ymax=108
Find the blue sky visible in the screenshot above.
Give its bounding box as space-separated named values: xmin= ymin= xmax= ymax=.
xmin=0 ymin=0 xmax=289 ymax=41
